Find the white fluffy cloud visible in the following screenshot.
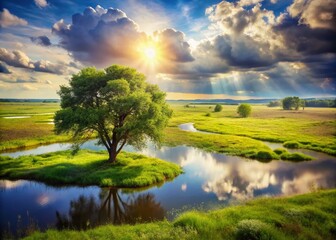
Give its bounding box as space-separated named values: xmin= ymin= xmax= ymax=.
xmin=288 ymin=0 xmax=336 ymax=30
xmin=52 ymin=5 xmax=194 ymax=66
xmin=34 ymin=0 xmax=48 ymax=8
xmin=0 ymin=8 xmax=27 ymax=28
xmin=154 ymin=28 xmax=194 ymax=62
xmin=0 ymin=48 xmax=68 ymax=74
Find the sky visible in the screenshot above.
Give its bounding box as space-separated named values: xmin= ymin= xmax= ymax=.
xmin=0 ymin=0 xmax=335 ymax=100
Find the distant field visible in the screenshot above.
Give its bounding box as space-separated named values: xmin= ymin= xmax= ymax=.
xmin=167 ymin=104 xmax=336 ymax=156
xmin=0 ymin=102 xmax=335 ymax=157
xmin=0 ymin=103 xmax=66 ymax=150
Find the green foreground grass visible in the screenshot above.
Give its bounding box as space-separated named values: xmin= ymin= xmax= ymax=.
xmin=25 ymin=189 xmax=336 ymax=240
xmin=0 ymin=150 xmax=182 ymax=187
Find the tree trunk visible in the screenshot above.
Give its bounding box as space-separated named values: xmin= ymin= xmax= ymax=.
xmin=108 ymin=141 xmax=118 ymax=163
xmin=108 ymin=148 xmax=117 ymax=163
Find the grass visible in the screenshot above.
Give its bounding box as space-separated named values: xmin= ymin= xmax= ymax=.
xmin=0 ymin=103 xmax=70 ymax=151
xmin=0 ymin=149 xmax=182 ymax=187
xmin=0 ymin=103 xmax=324 ymax=161
xmin=163 ymin=128 xmax=314 ymax=161
xmin=23 ymin=189 xmax=336 ymax=240
xmin=167 ymin=104 xmax=336 ymax=155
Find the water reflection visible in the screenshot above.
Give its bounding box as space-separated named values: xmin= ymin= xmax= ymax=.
xmin=56 ymin=188 xmax=164 ymax=230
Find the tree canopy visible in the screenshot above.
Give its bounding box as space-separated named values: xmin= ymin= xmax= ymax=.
xmin=54 ymin=65 xmax=172 ymax=163
xmin=214 ymin=104 xmax=223 ymax=112
xmin=282 ymin=96 xmax=302 ymax=110
xmin=237 ymin=104 xmax=252 ymax=118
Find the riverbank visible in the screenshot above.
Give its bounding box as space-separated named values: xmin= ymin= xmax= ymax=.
xmin=23 ymin=189 xmax=336 ymax=240
xmin=0 ymin=149 xmax=182 ymax=187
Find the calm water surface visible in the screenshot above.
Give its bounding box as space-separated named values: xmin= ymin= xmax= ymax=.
xmin=1 ymin=124 xmax=336 ymax=233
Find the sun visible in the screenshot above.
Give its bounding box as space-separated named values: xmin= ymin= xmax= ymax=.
xmin=143 ymin=46 xmax=157 ymax=61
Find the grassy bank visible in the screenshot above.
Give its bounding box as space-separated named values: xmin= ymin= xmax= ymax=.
xmin=169 ymin=104 xmax=336 ymax=156
xmin=0 ymin=150 xmax=182 ymax=187
xmin=24 ymin=189 xmax=336 ymax=240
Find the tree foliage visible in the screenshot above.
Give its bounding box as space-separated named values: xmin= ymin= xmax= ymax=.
xmin=54 ymin=65 xmax=172 ymax=163
xmin=237 ymin=104 xmax=252 ymax=118
xmin=214 ymin=104 xmax=223 ymax=112
xmin=267 ymin=101 xmax=281 ymax=107
xmin=282 ymin=96 xmax=302 ymax=110
xmin=304 ymin=99 xmax=336 ymax=108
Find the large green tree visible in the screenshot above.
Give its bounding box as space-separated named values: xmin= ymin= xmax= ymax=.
xmin=54 ymin=65 xmax=172 ymax=163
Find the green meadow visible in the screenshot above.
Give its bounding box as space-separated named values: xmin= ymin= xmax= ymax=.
xmin=1 ymin=102 xmax=334 ymax=159
xmin=0 ymin=149 xmax=182 ymax=187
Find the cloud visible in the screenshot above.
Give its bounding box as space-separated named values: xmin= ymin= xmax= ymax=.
xmin=30 ymin=36 xmax=51 ymax=46
xmin=207 ymin=34 xmax=277 ymax=68
xmin=155 ymin=28 xmax=194 ymax=62
xmin=0 ymin=48 xmax=68 ymax=74
xmin=0 ymin=62 xmax=11 ymax=74
xmin=274 ymin=14 xmax=336 ymax=56
xmin=288 ymin=0 xmax=336 ymax=30
xmin=34 ymin=0 xmax=48 ymax=8
xmin=0 ymin=8 xmax=28 ymax=28
xmin=206 ymin=1 xmax=276 ymax=35
xmin=52 ymin=5 xmax=194 ymax=66
xmin=0 ymin=48 xmax=33 ymax=68
xmin=33 ymin=60 xmax=67 ymax=74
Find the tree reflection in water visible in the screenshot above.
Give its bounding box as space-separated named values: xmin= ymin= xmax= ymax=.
xmin=56 ymin=188 xmax=165 ymax=230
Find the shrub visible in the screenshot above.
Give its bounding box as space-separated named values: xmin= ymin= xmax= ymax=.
xmin=214 ymin=104 xmax=222 ymax=112
xmin=280 ymin=152 xmax=314 ymax=161
xmin=235 ymin=219 xmax=278 ymax=240
xmin=283 ymin=141 xmax=300 ymax=149
xmin=256 ymin=150 xmax=277 ymax=161
xmin=205 ymin=113 xmax=211 ymax=117
xmin=273 ymin=148 xmax=287 ymax=155
xmin=237 ymin=104 xmax=252 ymax=118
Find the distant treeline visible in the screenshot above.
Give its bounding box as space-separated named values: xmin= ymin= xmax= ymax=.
xmin=268 ymin=99 xmax=336 ymax=108
xmin=303 ymin=99 xmax=336 ymax=108
xmin=0 ymin=99 xmax=59 ymax=103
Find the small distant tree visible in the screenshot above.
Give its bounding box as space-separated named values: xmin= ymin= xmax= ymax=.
xmin=267 ymin=101 xmax=281 ymax=107
xmin=237 ymin=103 xmax=252 ymax=118
xmin=282 ymin=96 xmax=302 ymax=110
xmin=214 ymin=104 xmax=222 ymax=112
xmin=54 ymin=65 xmax=172 ymax=163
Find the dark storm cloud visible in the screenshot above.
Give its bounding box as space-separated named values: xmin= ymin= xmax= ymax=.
xmin=0 ymin=62 xmax=11 ymax=74
xmin=212 ymin=35 xmax=276 ymax=68
xmin=274 ymin=15 xmax=336 ymax=56
xmin=0 ymin=47 xmax=68 ymax=74
xmin=30 ymin=35 xmax=52 ymax=46
xmin=52 ymin=5 xmax=194 ymax=65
